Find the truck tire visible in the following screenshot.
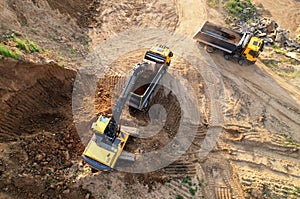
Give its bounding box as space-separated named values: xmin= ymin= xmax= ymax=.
xmin=249 ymin=60 xmax=256 ymax=65
xmin=169 ymin=51 xmax=173 ymax=57
xmin=205 ymin=45 xmax=214 ymax=53
xmin=238 ymin=59 xmax=244 ymax=65
xmin=224 ymin=54 xmax=230 ymax=60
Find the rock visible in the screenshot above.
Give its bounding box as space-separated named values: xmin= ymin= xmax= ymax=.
xmin=64 ymin=151 xmax=70 ymax=160
xmin=63 ymin=189 xmax=70 ymax=194
xmin=257 ymin=33 xmax=267 ymax=37
xmin=263 ymin=37 xmax=274 ymax=45
xmin=286 ymin=52 xmax=300 ymax=62
xmin=85 ymin=193 xmax=90 ymax=199
xmin=41 ymin=161 xmax=48 ymax=166
xmin=36 ymin=154 xmax=43 ymax=161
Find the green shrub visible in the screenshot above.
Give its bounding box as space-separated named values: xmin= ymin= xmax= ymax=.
xmin=0 ymin=44 xmax=19 ymax=59
xmin=176 ymin=194 xmax=184 ymax=199
xmin=13 ymin=36 xmax=41 ymax=53
xmin=15 ymin=37 xmax=29 ymax=52
xmin=182 ymin=176 xmax=192 ymax=184
xmin=189 ymin=188 xmax=196 ymax=196
xmin=28 ymin=40 xmax=40 ymax=53
xmin=224 ymin=0 xmax=256 ymax=23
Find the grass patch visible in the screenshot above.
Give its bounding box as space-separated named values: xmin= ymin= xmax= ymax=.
xmin=70 ymin=47 xmax=76 ymax=54
xmin=59 ymin=62 xmax=65 ymax=68
xmin=15 ymin=37 xmax=29 ymax=52
xmin=287 ymin=138 xmax=299 ymax=146
xmin=176 ymin=194 xmax=184 ymax=199
xmin=0 ymin=44 xmax=20 ymax=59
xmin=28 ymin=40 xmax=41 ymax=53
xmin=189 ymin=188 xmax=196 ymax=196
xmin=294 ymin=188 xmax=300 ymax=195
xmin=13 ymin=36 xmax=41 ymax=53
xmin=262 ymin=59 xmax=278 ymax=67
xmin=208 ymin=0 xmax=218 ymax=8
xmin=224 ymin=0 xmax=257 ymax=23
xmin=262 ymin=58 xmax=299 ymax=79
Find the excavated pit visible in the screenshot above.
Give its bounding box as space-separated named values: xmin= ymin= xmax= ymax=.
xmin=0 ymin=60 xmax=89 ymax=198
xmin=0 ymin=60 xmax=76 ymax=139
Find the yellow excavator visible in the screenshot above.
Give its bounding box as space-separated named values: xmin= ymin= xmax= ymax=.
xmin=82 ymin=45 xmax=173 ymax=171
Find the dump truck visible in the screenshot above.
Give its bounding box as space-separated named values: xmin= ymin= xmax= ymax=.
xmin=82 ymin=45 xmax=173 ymax=171
xmin=193 ymin=21 xmax=264 ymax=65
xmin=128 ymin=46 xmax=173 ymax=111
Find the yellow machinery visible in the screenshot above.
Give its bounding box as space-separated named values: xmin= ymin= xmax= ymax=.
xmin=242 ymin=36 xmax=264 ymax=63
xmin=82 ymin=45 xmax=173 ymax=171
xmin=193 ymin=21 xmax=264 ymax=65
xmin=82 ymin=116 xmax=130 ymax=170
xmin=145 ymin=45 xmax=173 ymax=66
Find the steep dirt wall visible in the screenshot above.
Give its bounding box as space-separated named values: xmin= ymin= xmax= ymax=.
xmin=0 ymin=60 xmax=90 ymax=198
xmin=0 ymin=60 xmax=76 ymax=141
xmin=46 ymin=0 xmax=93 ymax=27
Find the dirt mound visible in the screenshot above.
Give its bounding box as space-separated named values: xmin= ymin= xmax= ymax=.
xmin=46 ymin=0 xmax=92 ymax=27
xmin=0 ymin=0 xmax=89 ymax=62
xmin=86 ymin=0 xmax=179 ymax=44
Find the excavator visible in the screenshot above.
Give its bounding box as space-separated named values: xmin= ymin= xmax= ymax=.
xmin=82 ymin=45 xmax=173 ymax=171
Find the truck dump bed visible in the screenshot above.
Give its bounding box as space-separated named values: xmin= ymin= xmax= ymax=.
xmin=128 ymin=62 xmax=167 ymax=110
xmin=193 ymin=21 xmax=245 ymax=53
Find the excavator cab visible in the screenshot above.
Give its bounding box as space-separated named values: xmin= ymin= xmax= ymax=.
xmin=82 ymin=115 xmax=130 ymax=171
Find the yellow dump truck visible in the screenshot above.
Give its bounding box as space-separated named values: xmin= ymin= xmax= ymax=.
xmin=193 ymin=21 xmax=264 ymax=65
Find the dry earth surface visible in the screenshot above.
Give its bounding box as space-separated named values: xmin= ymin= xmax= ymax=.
xmin=0 ymin=0 xmax=300 ymax=199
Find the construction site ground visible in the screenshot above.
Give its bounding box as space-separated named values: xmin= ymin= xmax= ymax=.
xmin=0 ymin=0 xmax=300 ymax=198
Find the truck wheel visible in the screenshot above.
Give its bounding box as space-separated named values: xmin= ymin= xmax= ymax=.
xmin=224 ymin=54 xmax=230 ymax=60
xmin=205 ymin=45 xmax=214 ymax=53
xmin=169 ymin=51 xmax=173 ymax=57
xmin=238 ymin=59 xmax=244 ymax=65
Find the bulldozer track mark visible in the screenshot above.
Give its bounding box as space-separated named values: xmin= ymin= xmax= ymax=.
xmin=216 ymin=187 xmax=232 ymax=199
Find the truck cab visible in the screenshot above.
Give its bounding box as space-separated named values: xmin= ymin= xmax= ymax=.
xmin=144 ymin=45 xmax=173 ymax=66
xmin=243 ymin=36 xmax=264 ymax=63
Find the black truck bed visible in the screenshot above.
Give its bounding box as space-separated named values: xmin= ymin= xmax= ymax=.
xmin=127 ymin=62 xmax=167 ymax=110
xmin=193 ymin=21 xmax=245 ymax=53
